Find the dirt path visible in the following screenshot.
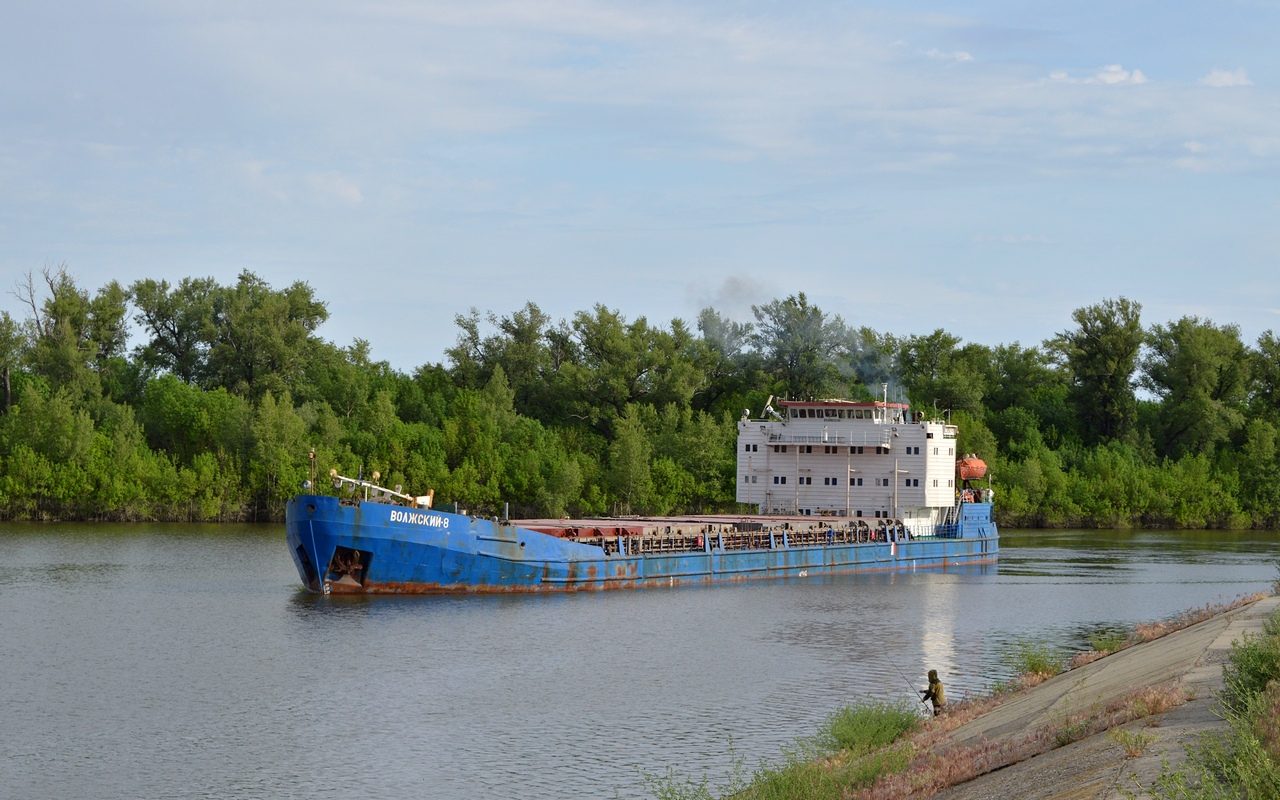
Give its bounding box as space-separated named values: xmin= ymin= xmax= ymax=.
xmin=932 ymin=595 xmax=1279 ymax=800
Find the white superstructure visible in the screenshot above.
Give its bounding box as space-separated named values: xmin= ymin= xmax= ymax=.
xmin=736 ymin=398 xmax=960 ymax=534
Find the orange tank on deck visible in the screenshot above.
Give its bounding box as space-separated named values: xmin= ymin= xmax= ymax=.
xmin=957 ymin=456 xmax=987 ymax=481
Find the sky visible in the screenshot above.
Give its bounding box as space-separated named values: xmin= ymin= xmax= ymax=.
xmin=3 ymin=0 xmax=1279 ymax=371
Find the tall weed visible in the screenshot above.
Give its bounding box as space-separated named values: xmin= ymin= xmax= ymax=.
xmin=1003 ymin=639 xmax=1064 ymax=680
xmin=1145 ymin=605 xmax=1280 ymax=798
xmin=816 ymin=700 xmax=919 ymax=757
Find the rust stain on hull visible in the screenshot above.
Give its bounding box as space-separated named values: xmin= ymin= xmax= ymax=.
xmin=318 ymin=554 xmax=999 ymax=596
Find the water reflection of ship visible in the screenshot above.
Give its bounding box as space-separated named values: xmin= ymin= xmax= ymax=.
xmin=920 ymin=578 xmax=960 ymax=689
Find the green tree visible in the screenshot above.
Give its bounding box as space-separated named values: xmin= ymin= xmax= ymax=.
xmin=609 ymin=404 xmax=653 ymax=513
xmin=0 ymin=311 xmax=24 ymax=412
xmin=897 ymin=330 xmax=988 ymax=414
xmin=555 ymin=305 xmax=700 ymax=432
xmin=750 ymin=293 xmax=844 ymax=399
xmin=130 ymin=276 xmax=217 ymax=383
xmin=446 ymin=302 xmax=558 ymax=417
xmin=250 ymin=391 xmax=309 ymax=517
xmin=206 ymin=271 xmax=328 ymax=399
xmin=1250 ymin=331 xmax=1280 ymax=423
xmin=692 ymin=307 xmax=760 ymax=417
xmin=835 ymin=326 xmax=899 ymax=401
xmin=17 ymin=265 xmax=130 ymax=401
xmin=1141 ymin=316 xmax=1249 ymax=458
xmin=1050 ymin=297 xmax=1144 ymax=445
xmin=1238 ymin=420 xmax=1280 ymax=519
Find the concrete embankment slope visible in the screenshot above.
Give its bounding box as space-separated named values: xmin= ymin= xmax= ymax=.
xmin=935 ymin=595 xmax=1280 ymax=800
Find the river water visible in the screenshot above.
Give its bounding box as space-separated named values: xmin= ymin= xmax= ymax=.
xmin=1 ymin=525 xmax=1275 ymax=799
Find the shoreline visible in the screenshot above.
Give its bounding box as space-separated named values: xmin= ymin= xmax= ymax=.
xmin=911 ymin=594 xmax=1280 ymax=799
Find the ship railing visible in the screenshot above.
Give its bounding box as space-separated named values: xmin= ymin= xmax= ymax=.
xmin=765 ymin=431 xmax=896 ymax=448
xmin=329 ymin=470 xmax=433 ymax=508
xmin=585 ymin=523 xmax=912 ymax=554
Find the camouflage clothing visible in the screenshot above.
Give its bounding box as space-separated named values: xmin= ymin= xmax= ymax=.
xmin=921 ymin=669 xmax=946 ymax=715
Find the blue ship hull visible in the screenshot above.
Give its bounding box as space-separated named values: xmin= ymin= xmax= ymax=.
xmin=286 ymin=495 xmax=998 ymax=594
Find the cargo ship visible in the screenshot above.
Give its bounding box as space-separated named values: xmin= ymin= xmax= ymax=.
xmin=286 ymin=397 xmax=998 ymax=594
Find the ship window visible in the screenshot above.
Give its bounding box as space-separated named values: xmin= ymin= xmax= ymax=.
xmin=933 ymin=479 xmax=938 ymax=487
xmin=904 ymin=479 xmax=910 ymax=487
xmin=857 ymin=478 xmax=863 ymax=486
xmin=838 ymin=410 xmax=845 ymax=418
xmin=790 ymin=409 xmax=798 ymax=418
xmin=948 ymin=479 xmax=953 ymax=487
xmin=926 ymin=432 xmax=934 ymax=439
xmin=805 ymin=445 xmax=813 ymax=453
xmin=781 ymin=476 xmax=787 ymax=484
xmin=856 ymin=510 xmax=862 ymax=517
xmin=949 ymin=448 xmax=954 ymax=455
xmin=752 ymin=476 xmax=757 ymax=483
xmin=913 ymin=479 xmax=919 ymax=487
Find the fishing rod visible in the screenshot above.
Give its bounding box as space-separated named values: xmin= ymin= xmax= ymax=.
xmin=888 ymin=661 xmax=928 ymax=707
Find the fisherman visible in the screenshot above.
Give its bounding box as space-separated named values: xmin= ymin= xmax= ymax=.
xmin=920 ymin=669 xmax=946 ymax=716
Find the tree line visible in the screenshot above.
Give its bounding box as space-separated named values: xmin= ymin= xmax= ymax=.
xmin=1 ymin=266 xmax=1278 ymax=527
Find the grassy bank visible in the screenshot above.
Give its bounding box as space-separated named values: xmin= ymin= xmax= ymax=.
xmin=648 ymin=593 xmax=1274 ymax=800
xmin=1145 ymin=604 xmax=1280 ymax=798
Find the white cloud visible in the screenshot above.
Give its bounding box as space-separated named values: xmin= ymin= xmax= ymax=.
xmin=1049 ymin=65 xmax=1148 ymax=85
xmin=1200 ymin=68 xmax=1252 ymax=87
xmin=1086 ymin=64 xmax=1148 ymax=85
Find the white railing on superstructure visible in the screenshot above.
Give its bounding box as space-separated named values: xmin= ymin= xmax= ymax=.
xmin=766 ymin=429 xmax=893 ymax=448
